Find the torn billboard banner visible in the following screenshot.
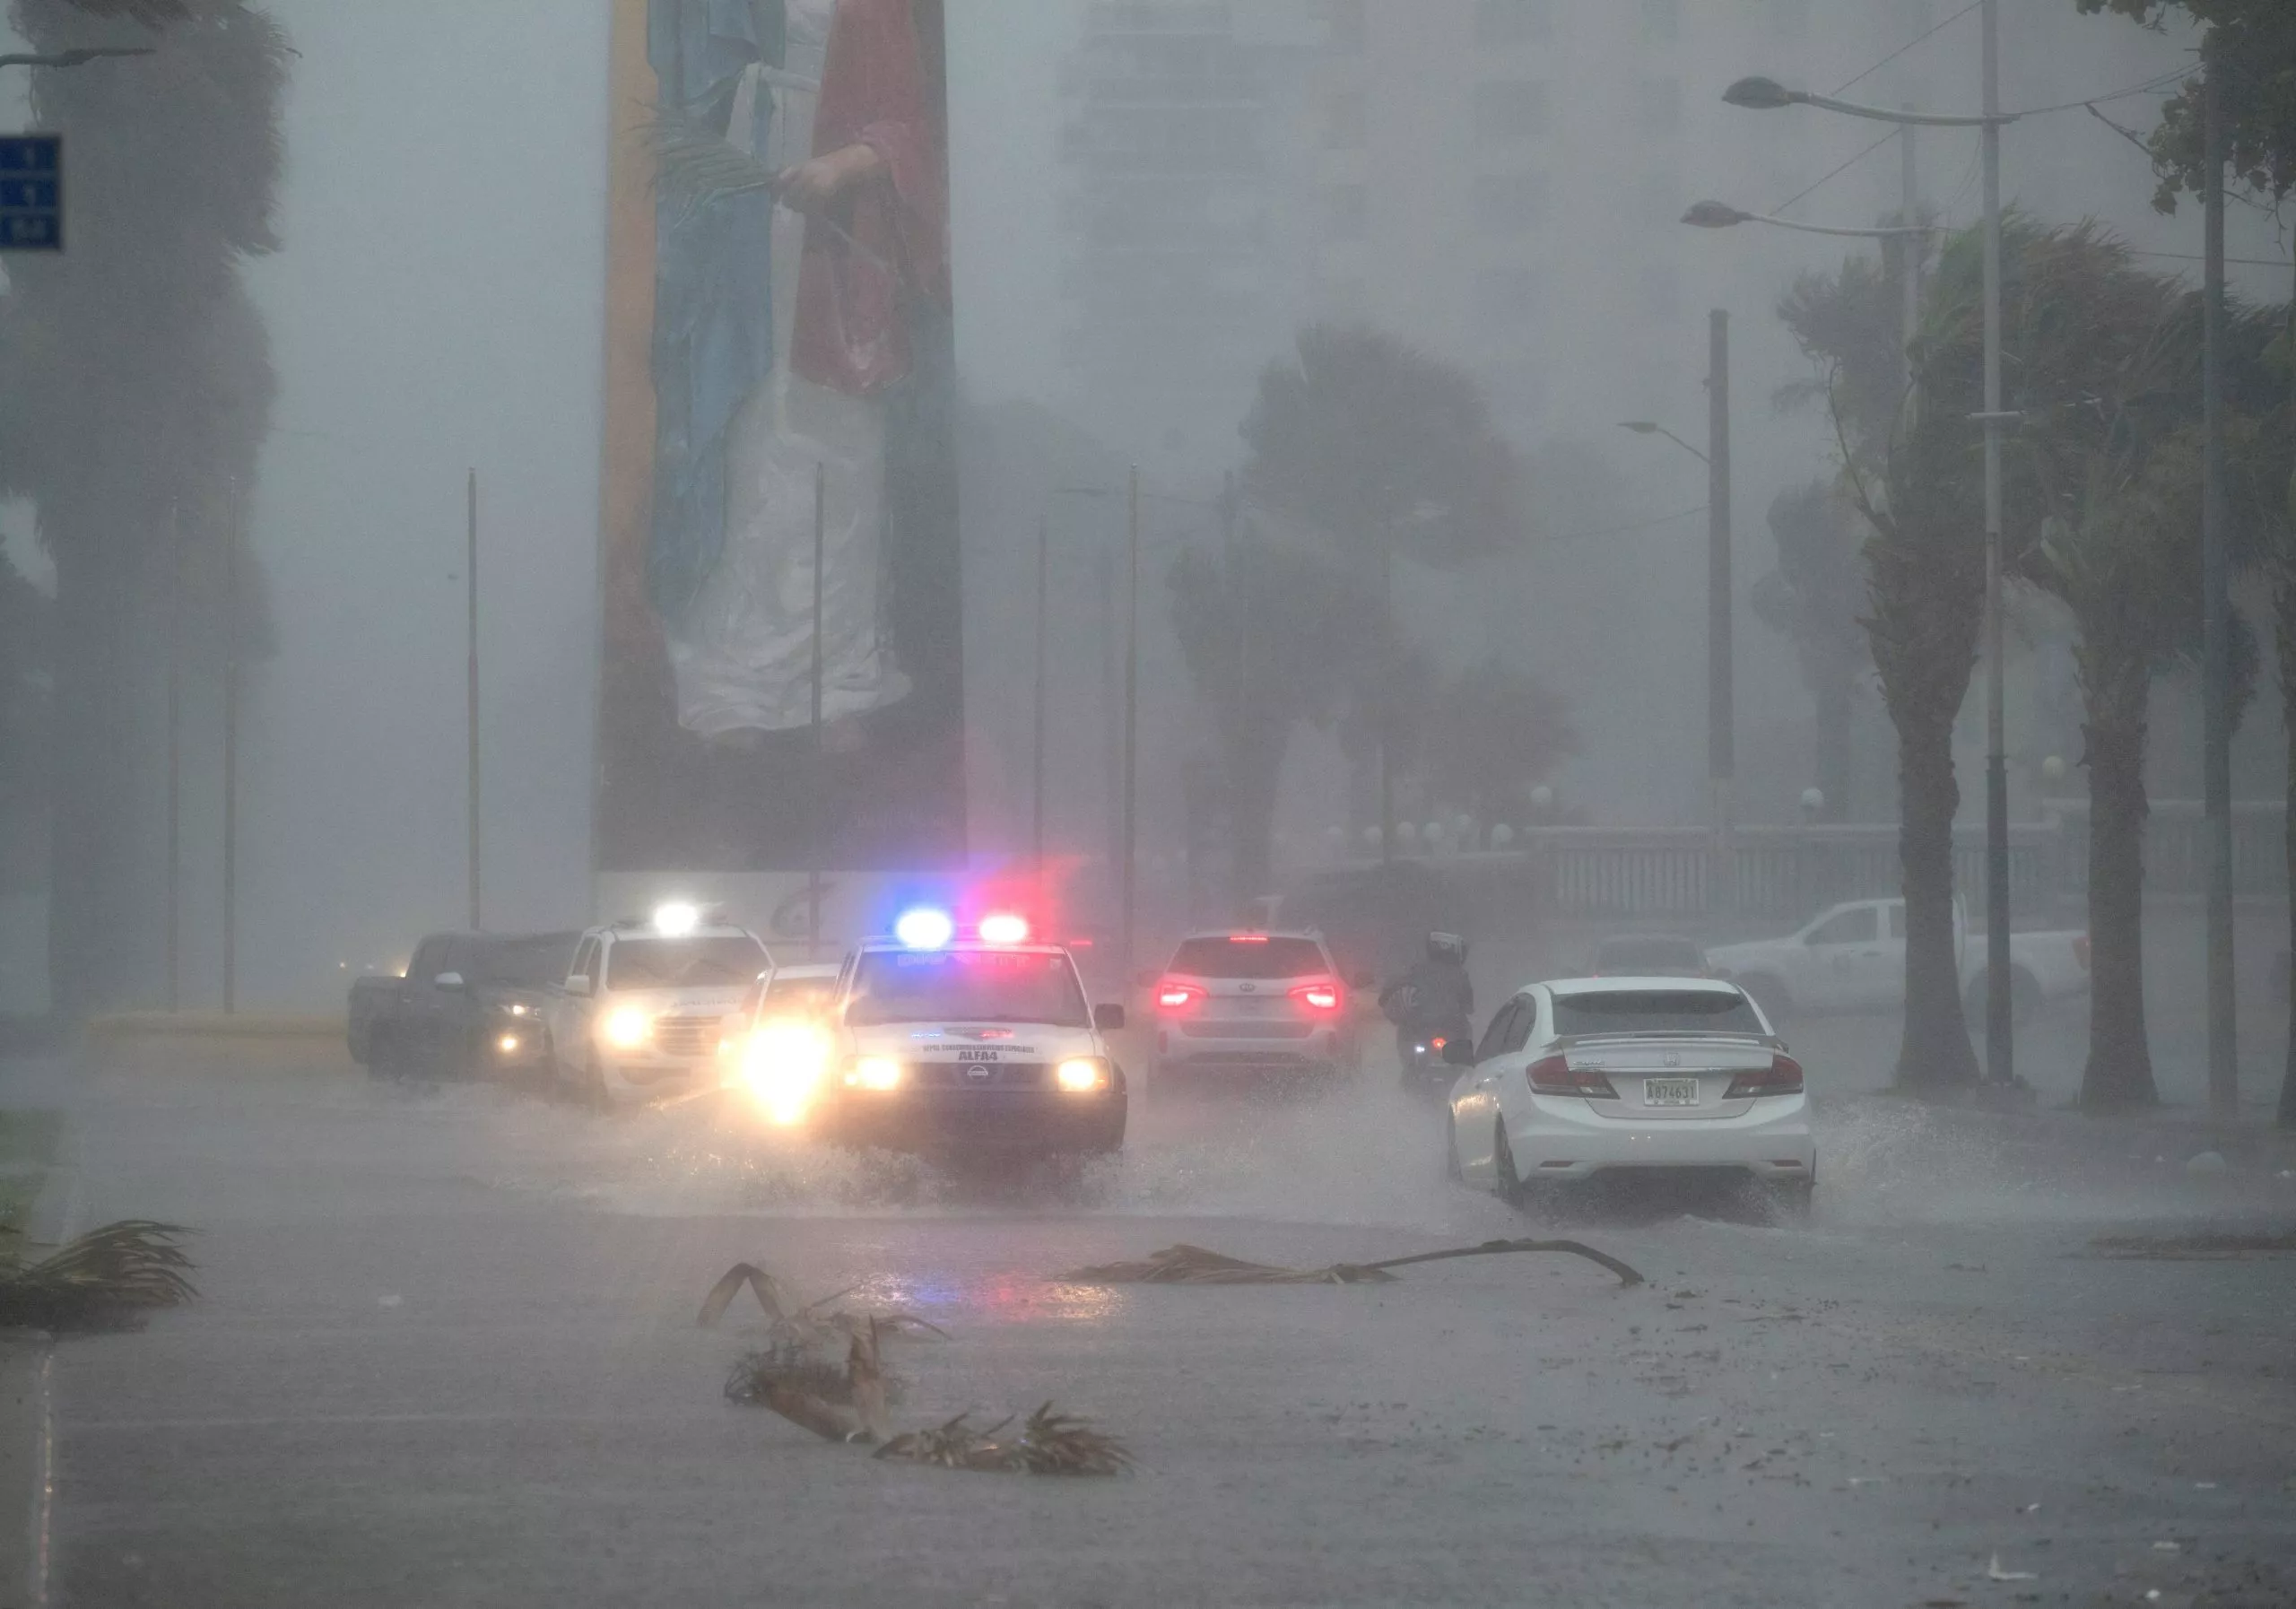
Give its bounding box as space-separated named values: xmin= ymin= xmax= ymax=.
xmin=599 ymin=0 xmax=961 ymax=874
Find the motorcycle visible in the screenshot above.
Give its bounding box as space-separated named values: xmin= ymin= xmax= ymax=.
xmin=1396 ymin=1025 xmax=1470 ymax=1104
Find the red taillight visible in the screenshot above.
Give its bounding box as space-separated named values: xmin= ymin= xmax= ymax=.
xmin=1526 ymin=1054 xmax=1617 ymax=1099
xmin=1155 ymin=980 xmax=1203 ymax=1011
xmin=2073 ymin=934 xmax=2091 ymax=971
xmin=1227 ymin=933 xmax=1269 ymax=944
xmin=1291 ymin=982 xmax=1342 ymax=1013
xmin=1726 ymin=1054 xmax=1805 ymax=1099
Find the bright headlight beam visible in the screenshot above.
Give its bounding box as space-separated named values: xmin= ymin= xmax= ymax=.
xmin=850 ymin=1056 xmax=902 ymax=1090
xmin=743 ymin=1018 xmax=831 ymax=1126
xmin=1056 ymin=1057 xmax=1106 ymax=1092
xmin=602 ymin=1005 xmax=652 ymax=1048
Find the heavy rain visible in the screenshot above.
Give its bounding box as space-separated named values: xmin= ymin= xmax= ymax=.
xmin=1 ymin=1 xmax=2293 ymax=1605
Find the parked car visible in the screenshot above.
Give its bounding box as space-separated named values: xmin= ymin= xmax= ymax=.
xmin=1705 ymin=897 xmax=2089 ymax=1022
xmin=1444 ymin=976 xmax=1813 ymax=1214
xmin=1149 ymin=929 xmax=1363 ymax=1088
xmin=347 ymin=930 xmax=578 ymax=1081
xmin=1587 ymin=934 xmax=1710 ymax=978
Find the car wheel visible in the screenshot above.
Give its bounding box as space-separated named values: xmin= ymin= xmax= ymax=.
xmin=1493 ymin=1120 xmax=1523 ymax=1205
xmin=1765 ymin=1174 xmax=1815 ymax=1223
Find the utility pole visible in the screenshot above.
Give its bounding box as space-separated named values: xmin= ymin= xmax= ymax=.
xmin=1708 ymin=309 xmax=1734 ymax=912
xmin=1378 ymin=544 xmax=1396 ymax=865
xmin=1120 ymin=464 xmax=1140 ymax=981
xmin=165 ymin=502 xmax=181 ymax=1013
xmin=1031 ymin=511 xmax=1048 ymax=887
xmin=2200 ymin=32 xmax=2237 ymax=1116
xmin=810 ymin=461 xmax=826 ymax=962
xmin=222 ymin=511 xmax=239 ymax=1015
xmin=1900 ymin=117 xmax=1920 ymax=392
xmin=1979 ymin=0 xmax=2014 ymax=1086
xmin=466 ymin=470 xmax=482 ymax=933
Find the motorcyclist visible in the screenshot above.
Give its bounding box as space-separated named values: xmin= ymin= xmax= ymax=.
xmin=1379 ymin=932 xmax=1474 ymax=1074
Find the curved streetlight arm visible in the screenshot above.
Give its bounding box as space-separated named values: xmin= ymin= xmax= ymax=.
xmin=1722 ymin=75 xmax=2013 ymax=127
xmin=1617 ymin=422 xmax=1709 ymax=465
xmin=1682 ymin=201 xmax=1944 ymax=240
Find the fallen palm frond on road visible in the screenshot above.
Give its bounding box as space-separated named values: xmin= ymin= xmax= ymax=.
xmin=1058 ymin=1237 xmax=1645 ymax=1289
xmin=0 ymin=1220 xmax=197 ymax=1330
xmin=720 ymin=1302 xmax=1129 ymax=1474
xmin=876 ymin=1404 xmax=1132 ymax=1476
xmin=2088 ymin=1230 xmax=2296 ymax=1260
xmin=697 ymin=1261 xmax=952 ymax=1344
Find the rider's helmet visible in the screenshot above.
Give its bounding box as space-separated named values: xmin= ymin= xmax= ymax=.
xmin=1425 ymin=931 xmax=1467 ymax=963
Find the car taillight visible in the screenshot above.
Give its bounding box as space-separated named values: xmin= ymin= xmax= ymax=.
xmin=1725 ymin=1054 xmax=1804 ymax=1099
xmin=1155 ymin=980 xmax=1202 ymax=1011
xmin=2073 ymin=934 xmax=2091 ymax=971
xmin=1291 ymin=983 xmax=1341 ymax=1013
xmin=1526 ymin=1054 xmax=1617 ymax=1099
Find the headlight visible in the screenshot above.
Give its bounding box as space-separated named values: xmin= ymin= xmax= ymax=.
xmin=506 ymin=1002 xmax=530 ymax=1018
xmin=602 ymin=1005 xmax=652 ymax=1049
xmin=1055 ymin=1057 xmax=1109 ymax=1093
xmin=742 ymin=1019 xmax=832 ymax=1126
xmin=496 ymin=1032 xmax=522 ymax=1055
xmin=847 ymin=1056 xmax=902 ymax=1091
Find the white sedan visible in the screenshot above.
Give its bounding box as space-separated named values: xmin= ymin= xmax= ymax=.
xmin=1442 ymin=977 xmax=1814 ymax=1213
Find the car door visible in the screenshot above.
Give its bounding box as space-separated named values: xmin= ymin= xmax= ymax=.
xmin=1453 ymin=996 xmax=1533 ymax=1182
xmin=401 ymin=937 xmax=446 ymax=1070
xmin=552 ymin=938 xmax=600 ymax=1074
xmin=1798 ymin=904 xmax=1882 ymax=1012
xmin=1874 ymin=901 xmax=1909 ymax=1010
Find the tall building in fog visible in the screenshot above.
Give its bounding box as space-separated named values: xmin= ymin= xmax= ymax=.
xmin=1055 ymin=1 xmax=1316 ymax=473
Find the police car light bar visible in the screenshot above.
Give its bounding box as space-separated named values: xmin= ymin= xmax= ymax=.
xmin=894 ymin=907 xmax=955 ymax=951
xmin=978 ymin=912 xmax=1030 ymax=944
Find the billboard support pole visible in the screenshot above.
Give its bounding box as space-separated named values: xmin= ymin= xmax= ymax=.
xmin=810 ymin=460 xmax=826 ymax=962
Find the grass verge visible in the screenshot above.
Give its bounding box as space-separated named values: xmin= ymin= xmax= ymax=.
xmin=0 ymin=1111 xmax=61 ymax=1238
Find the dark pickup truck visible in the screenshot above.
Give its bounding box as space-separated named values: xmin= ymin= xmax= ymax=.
xmin=348 ymin=930 xmax=578 ymax=1080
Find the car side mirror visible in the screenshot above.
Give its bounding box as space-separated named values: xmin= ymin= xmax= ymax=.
xmin=433 ymin=971 xmax=465 ymax=991
xmin=1442 ymin=1039 xmax=1476 ymax=1066
xmin=564 ymin=976 xmax=594 ymax=997
xmin=1094 ymin=1003 xmax=1126 ymax=1032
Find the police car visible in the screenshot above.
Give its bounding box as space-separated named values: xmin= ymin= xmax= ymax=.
xmin=542 ymin=902 xmax=773 ymax=1106
xmin=735 ymin=908 xmax=1127 ymax=1154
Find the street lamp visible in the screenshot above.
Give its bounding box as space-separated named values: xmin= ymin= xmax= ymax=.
xmin=1616 ymin=420 xmax=1707 ymax=465
xmin=1681 ymin=200 xmax=1939 ymax=242
xmin=1722 ymin=0 xmax=2019 ymax=1086
xmin=0 ymin=46 xmax=152 ymax=69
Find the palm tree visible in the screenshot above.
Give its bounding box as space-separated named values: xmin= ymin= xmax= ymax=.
xmin=1753 ymin=482 xmax=1870 ymax=821
xmin=0 ymin=0 xmax=289 ymax=1016
xmin=1166 ymin=533 xmax=1382 ymax=903
xmin=1421 ymin=657 xmax=1578 ymax=832
xmin=1239 ymin=324 xmax=1526 ymax=852
xmin=1780 ymin=226 xmax=1987 ymax=1091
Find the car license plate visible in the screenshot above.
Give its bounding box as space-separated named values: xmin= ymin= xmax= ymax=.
xmin=1643 ymin=1077 xmax=1700 ymax=1107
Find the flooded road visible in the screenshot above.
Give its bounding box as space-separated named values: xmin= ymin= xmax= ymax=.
xmin=12 ymin=1040 xmax=2296 ymax=1607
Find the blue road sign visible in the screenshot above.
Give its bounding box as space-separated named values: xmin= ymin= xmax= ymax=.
xmin=0 ymin=135 xmax=61 ymax=251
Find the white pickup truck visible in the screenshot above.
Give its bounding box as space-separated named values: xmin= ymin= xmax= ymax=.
xmin=1706 ymin=897 xmax=2089 ymax=1022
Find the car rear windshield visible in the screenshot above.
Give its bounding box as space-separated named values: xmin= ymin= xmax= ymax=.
xmin=469 ymin=933 xmax=578 ymax=988
xmin=847 ymin=949 xmax=1088 ymax=1027
xmin=1593 ymin=936 xmax=1704 ymax=970
xmin=1167 ymin=936 xmax=1328 ymax=979
xmin=1552 ymin=989 xmax=1763 ymax=1037
xmin=605 ymin=936 xmax=767 ymax=990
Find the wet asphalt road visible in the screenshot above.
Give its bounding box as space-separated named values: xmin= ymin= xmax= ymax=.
xmin=9 ymin=1039 xmax=2296 ymax=1608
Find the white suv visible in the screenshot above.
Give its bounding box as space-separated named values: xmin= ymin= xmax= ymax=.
xmin=543 ymin=909 xmax=772 ymax=1106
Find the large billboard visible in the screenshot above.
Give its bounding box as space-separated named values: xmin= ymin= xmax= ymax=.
xmin=599 ymin=0 xmax=961 ymax=881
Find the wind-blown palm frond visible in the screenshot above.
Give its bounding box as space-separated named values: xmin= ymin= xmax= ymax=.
xmin=0 ymin=1220 xmax=197 ymax=1329
xmin=645 ymin=113 xmax=783 ymax=217
xmin=1058 ymin=1237 xmax=1645 ymax=1288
